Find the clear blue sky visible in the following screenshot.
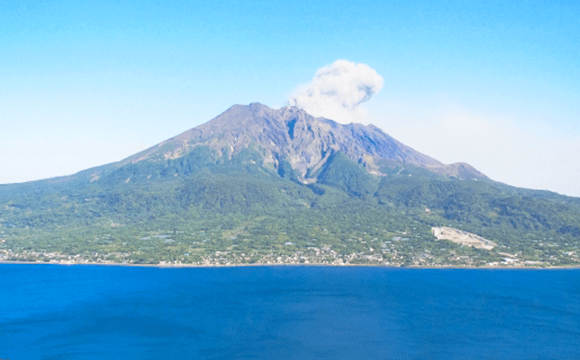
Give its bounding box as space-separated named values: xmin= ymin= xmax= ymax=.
xmin=1 ymin=0 xmax=579 ymax=195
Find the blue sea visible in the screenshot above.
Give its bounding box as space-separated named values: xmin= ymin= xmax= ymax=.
xmin=1 ymin=265 xmax=579 ymax=360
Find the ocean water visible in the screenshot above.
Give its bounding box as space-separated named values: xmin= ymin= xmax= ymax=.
xmin=1 ymin=265 xmax=579 ymax=360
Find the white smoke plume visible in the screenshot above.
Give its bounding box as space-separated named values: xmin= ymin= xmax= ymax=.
xmin=288 ymin=59 xmax=384 ymax=124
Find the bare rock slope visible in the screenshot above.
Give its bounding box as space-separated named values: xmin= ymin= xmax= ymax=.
xmin=432 ymin=227 xmax=497 ymax=250
xmin=122 ymin=103 xmax=486 ymax=181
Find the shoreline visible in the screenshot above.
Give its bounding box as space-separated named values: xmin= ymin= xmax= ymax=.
xmin=1 ymin=260 xmax=578 ymax=270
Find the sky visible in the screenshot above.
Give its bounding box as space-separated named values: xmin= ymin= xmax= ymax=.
xmin=1 ymin=0 xmax=579 ymax=196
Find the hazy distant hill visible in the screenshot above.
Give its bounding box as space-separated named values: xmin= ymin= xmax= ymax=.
xmin=0 ymin=104 xmax=579 ymax=267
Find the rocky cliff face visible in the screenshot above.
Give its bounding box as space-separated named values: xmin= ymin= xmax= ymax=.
xmin=121 ymin=102 xmax=486 ymax=181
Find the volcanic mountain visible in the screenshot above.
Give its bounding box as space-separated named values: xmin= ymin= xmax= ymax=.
xmin=1 ymin=103 xmax=579 ymax=266
xmin=83 ymin=102 xmax=486 ymax=185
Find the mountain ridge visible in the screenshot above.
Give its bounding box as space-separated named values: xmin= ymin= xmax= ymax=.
xmin=118 ymin=102 xmax=486 ymax=183
xmin=0 ymin=103 xmax=486 ymax=188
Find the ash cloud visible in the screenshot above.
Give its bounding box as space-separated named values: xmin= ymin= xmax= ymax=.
xmin=288 ymin=60 xmax=384 ymax=124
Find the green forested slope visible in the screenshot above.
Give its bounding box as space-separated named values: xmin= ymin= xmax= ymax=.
xmin=1 ymin=147 xmax=579 ymax=266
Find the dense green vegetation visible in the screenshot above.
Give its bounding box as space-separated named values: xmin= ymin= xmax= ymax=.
xmin=1 ymin=147 xmax=579 ymax=266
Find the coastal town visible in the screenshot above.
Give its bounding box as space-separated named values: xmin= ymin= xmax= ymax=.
xmin=2 ymin=234 xmax=578 ymax=268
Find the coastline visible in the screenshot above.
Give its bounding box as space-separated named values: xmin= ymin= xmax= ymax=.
xmin=1 ymin=260 xmax=578 ymax=270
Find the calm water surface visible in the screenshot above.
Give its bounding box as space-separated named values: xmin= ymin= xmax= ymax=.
xmin=1 ymin=265 xmax=579 ymax=359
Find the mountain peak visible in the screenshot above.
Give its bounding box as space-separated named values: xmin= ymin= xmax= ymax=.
xmin=121 ymin=103 xmax=486 ymax=181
